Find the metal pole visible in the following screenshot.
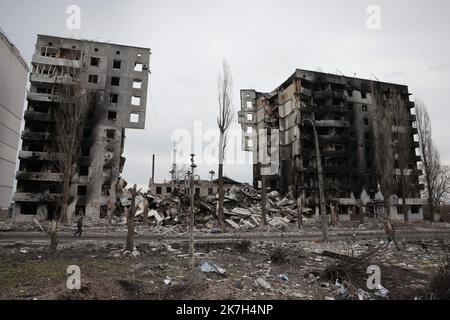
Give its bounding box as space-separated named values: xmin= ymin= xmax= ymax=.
xmin=151 ymin=154 xmax=155 ymax=184
xmin=304 ymin=118 xmax=328 ymax=242
xmin=189 ymin=154 xmax=196 ymax=269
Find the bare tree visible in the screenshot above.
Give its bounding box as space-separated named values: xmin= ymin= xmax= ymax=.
xmin=434 ymin=165 xmax=450 ymax=211
xmin=49 ymin=69 xmax=94 ymax=254
xmin=216 ymin=60 xmax=234 ymax=230
xmin=416 ymin=100 xmax=443 ymax=221
xmin=374 ymin=91 xmax=395 ymax=219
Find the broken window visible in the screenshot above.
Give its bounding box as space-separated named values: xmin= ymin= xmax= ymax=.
xmin=77 ymin=185 xmax=88 ymax=196
xmin=156 ymin=187 xmax=162 ymax=195
xmin=362 ymin=105 xmax=368 ymax=112
xmin=106 ymin=129 xmax=115 ymax=139
xmin=94 ymin=48 xmax=98 ymax=52
xmin=90 ymin=57 xmax=100 ymax=67
xmin=101 ymin=183 xmax=111 ymax=196
xmin=79 ymin=166 xmax=89 ymax=176
xmin=131 ymin=96 xmax=141 ymax=106
xmin=363 ymin=118 xmax=369 ymax=126
xmin=109 ymin=93 xmax=119 ymax=104
xmin=130 ymin=113 xmax=139 ymax=123
xmin=75 ymin=206 xmax=85 ymax=216
xmin=83 ymin=128 xmax=92 ymax=138
xmin=195 ymin=188 xmax=200 ymax=196
xmin=21 ymin=204 xmax=37 ymax=215
xmin=113 ymin=60 xmax=121 ymax=69
xmin=103 ymin=167 xmax=112 ymax=177
xmin=166 ymin=187 xmax=172 ymax=193
xmin=116 ymin=51 xmax=120 ymax=55
xmin=81 ymin=147 xmax=90 ymax=157
xmin=111 ymin=77 xmax=120 ymax=86
xmin=108 ymin=111 xmax=117 ymax=121
xmin=208 ymin=188 xmax=214 ymax=195
xmin=134 ymin=63 xmax=143 ymax=72
xmin=88 ymin=74 xmax=98 ymax=84
xmin=133 ymin=79 xmax=142 ymax=89
xmin=100 ymin=206 xmax=108 ymax=219
xmin=361 ymin=92 xmax=367 ymax=99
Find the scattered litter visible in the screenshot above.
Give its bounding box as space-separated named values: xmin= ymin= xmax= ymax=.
xmin=255 ymin=277 xmax=271 ymax=290
xmin=199 ymin=261 xmax=226 ymax=275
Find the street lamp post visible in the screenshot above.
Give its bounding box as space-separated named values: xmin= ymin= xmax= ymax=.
xmin=189 ymin=154 xmax=197 ymax=269
xmin=303 ymin=117 xmax=328 ymax=242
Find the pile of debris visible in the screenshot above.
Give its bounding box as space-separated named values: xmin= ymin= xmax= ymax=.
xmin=137 ymin=184 xmax=315 ymax=231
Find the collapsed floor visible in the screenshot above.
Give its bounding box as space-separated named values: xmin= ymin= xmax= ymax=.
xmin=0 ymin=238 xmax=448 ymax=300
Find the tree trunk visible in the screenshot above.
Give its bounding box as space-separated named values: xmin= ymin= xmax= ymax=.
xmin=359 ymin=204 xmax=365 ymax=224
xmin=261 ymin=175 xmax=267 ymax=227
xmin=218 ymin=132 xmax=225 ymax=231
xmin=297 ymin=193 xmax=303 ymax=229
xmin=125 ymin=207 xmax=135 ymax=251
xmin=383 ymin=197 xmax=390 ymax=219
xmin=142 ymin=200 xmax=149 ymax=227
xmin=49 ymin=219 xmax=58 ymax=254
xmin=400 ymin=174 xmax=409 ymax=223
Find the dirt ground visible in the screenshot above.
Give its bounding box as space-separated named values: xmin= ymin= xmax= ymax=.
xmin=0 ymin=237 xmax=447 ymax=300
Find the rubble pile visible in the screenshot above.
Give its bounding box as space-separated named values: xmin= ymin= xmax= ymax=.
xmin=137 ymin=184 xmax=314 ymax=231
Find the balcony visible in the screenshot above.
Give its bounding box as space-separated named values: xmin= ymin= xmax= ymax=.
xmin=313 ymin=89 xmax=346 ymax=100
xmin=13 ymin=192 xmax=61 ymax=203
xmin=315 ymin=105 xmax=347 ymax=114
xmin=318 ymin=134 xmax=348 ymax=143
xmin=409 ymin=114 xmax=417 ymax=122
xmin=27 ymin=92 xmax=54 ymax=102
xmin=30 ymin=73 xmax=67 ymax=85
xmin=32 ymin=53 xmax=81 ymax=69
xmin=321 ymin=150 xmax=349 ymax=158
xmin=16 ymin=171 xmax=62 ymax=182
xmin=24 ymin=110 xmax=52 ymax=122
xmin=315 ymin=120 xmax=350 ymax=127
xmin=22 ymin=131 xmax=53 ymax=142
xmin=18 ymin=151 xmax=61 ymax=161
xmin=298 ymin=87 xmax=312 ymax=98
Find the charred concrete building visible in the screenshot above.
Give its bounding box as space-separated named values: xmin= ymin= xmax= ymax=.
xmin=238 ymin=69 xmax=425 ymax=221
xmin=0 ymin=30 xmax=29 ymax=219
xmin=13 ymin=35 xmax=150 ymax=222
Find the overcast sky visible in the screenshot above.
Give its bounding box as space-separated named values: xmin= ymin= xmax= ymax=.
xmin=1 ymin=0 xmax=449 ymax=188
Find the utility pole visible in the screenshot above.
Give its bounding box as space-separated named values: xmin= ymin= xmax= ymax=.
xmin=189 ymin=154 xmax=196 ymax=269
xmin=303 ymin=117 xmax=328 ymax=242
xmin=151 ymin=154 xmax=155 ymax=184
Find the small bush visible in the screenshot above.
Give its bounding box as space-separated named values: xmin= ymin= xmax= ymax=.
xmin=270 ymin=246 xmax=289 ymax=264
xmin=235 ymin=239 xmax=252 ymax=253
xmin=424 ymin=255 xmax=450 ymax=300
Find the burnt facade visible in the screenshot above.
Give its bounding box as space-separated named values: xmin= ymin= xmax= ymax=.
xmin=13 ymin=35 xmax=150 ymax=221
xmin=238 ymin=69 xmax=424 ymax=221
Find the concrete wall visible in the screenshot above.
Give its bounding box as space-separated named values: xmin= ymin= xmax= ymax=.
xmin=0 ymin=31 xmax=29 ymax=212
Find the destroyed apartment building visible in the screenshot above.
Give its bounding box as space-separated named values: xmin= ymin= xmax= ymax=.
xmin=238 ymin=68 xmax=425 ymax=221
xmin=13 ymin=35 xmax=150 ymax=222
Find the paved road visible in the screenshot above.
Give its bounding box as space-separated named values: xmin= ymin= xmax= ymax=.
xmin=0 ymin=229 xmax=449 ymax=245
